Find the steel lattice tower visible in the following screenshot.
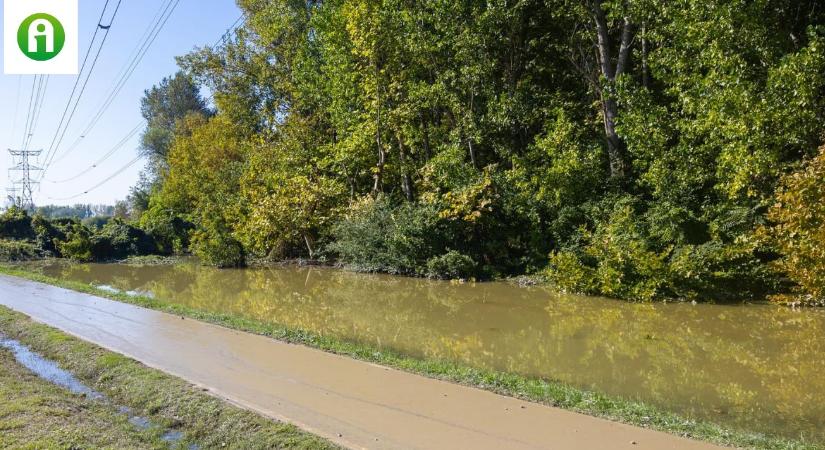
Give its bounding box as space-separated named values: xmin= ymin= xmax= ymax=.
xmin=7 ymin=149 xmax=43 ymax=210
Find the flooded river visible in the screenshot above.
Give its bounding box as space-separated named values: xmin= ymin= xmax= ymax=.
xmin=27 ymin=260 xmax=825 ymax=443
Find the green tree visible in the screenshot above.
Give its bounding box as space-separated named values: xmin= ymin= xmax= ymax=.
xmin=767 ymin=145 xmax=825 ymax=306
xmin=130 ymin=0 xmax=825 ymax=300
xmin=140 ymin=72 xmax=211 ymax=177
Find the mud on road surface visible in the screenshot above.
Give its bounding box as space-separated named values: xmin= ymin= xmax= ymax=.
xmin=0 ymin=274 xmax=722 ymax=450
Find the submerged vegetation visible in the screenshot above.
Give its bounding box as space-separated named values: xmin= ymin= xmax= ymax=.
xmin=116 ymin=0 xmax=825 ymax=303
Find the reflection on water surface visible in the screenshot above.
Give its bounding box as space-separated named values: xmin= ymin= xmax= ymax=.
xmin=28 ymin=260 xmax=825 ymax=443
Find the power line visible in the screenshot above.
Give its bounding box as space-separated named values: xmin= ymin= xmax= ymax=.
xmin=19 ymin=76 xmax=39 ymax=150
xmin=214 ymin=14 xmax=244 ymax=47
xmin=56 ymin=0 xmax=181 ymax=164
xmin=23 ymin=75 xmax=50 ymax=152
xmin=40 ymin=1 xmax=112 ymax=163
xmin=47 ymin=154 xmax=143 ymax=202
xmin=43 ymin=11 xmax=246 ymax=203
xmin=21 ymin=75 xmax=43 ymax=151
xmin=47 ymin=122 xmax=143 ymax=184
xmin=40 ymin=0 xmax=123 ymax=178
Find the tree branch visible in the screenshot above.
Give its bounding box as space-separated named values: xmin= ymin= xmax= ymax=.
xmin=590 ymin=1 xmax=615 ymax=80
xmin=616 ymin=17 xmax=634 ymax=77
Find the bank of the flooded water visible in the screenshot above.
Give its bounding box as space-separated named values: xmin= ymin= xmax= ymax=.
xmin=13 ymin=260 xmax=825 ymax=446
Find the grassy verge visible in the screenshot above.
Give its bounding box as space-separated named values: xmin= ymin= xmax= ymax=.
xmin=0 ymin=336 xmax=165 ymax=449
xmin=0 ymin=265 xmax=819 ymax=450
xmin=0 ymin=305 xmax=336 ymax=450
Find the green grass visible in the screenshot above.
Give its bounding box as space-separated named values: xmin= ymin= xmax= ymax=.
xmin=0 ymin=306 xmax=337 ymax=450
xmin=0 ymin=264 xmax=820 ymax=450
xmin=0 ymin=339 xmax=166 ymax=449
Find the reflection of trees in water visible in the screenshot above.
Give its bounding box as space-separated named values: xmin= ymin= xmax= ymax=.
xmin=33 ymin=261 xmax=825 ymax=442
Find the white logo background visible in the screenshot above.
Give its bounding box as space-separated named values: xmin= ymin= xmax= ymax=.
xmin=4 ymin=0 xmax=78 ymax=74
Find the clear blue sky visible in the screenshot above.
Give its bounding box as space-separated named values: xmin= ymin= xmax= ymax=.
xmin=1 ymin=0 xmax=241 ymax=206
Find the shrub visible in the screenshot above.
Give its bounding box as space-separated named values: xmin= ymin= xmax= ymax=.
xmin=426 ymin=251 xmax=477 ymax=280
xmin=89 ymin=235 xmax=115 ymax=261
xmin=31 ymin=215 xmax=67 ymax=255
xmin=766 ymin=145 xmax=825 ymax=306
xmin=328 ymin=195 xmax=443 ymax=275
xmin=191 ymin=228 xmax=245 ymax=268
xmin=56 ymin=224 xmax=94 ymax=262
xmin=0 ymin=207 xmax=35 ymax=240
xmin=544 ymin=195 xmax=775 ymax=302
xmin=0 ymin=239 xmax=39 ymax=262
xmin=545 ymin=251 xmax=596 ymax=294
xmin=94 ymin=220 xmax=157 ymax=260
xmin=139 ymin=212 xmax=193 ymax=255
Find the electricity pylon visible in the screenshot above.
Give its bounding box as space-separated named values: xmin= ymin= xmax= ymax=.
xmin=7 ymin=149 xmax=43 ymax=210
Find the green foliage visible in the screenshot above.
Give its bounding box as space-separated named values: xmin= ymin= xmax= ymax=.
xmin=148 ymin=114 xmax=248 ymax=267
xmin=545 ymin=196 xmax=777 ymax=302
xmin=0 ymin=239 xmax=39 ymax=262
xmin=127 ymin=0 xmax=825 ymax=300
xmin=426 ymin=251 xmax=477 ymax=280
xmin=0 ymin=207 xmax=35 ymax=241
xmin=237 ymin=117 xmax=347 ymax=259
xmin=139 ymin=210 xmax=193 ymax=255
xmin=140 ymin=72 xmax=211 ymax=172
xmin=767 ymin=145 xmax=825 ymax=306
xmin=191 ymin=225 xmax=245 ymax=268
xmin=31 ymin=215 xmax=67 ymax=255
xmin=329 ymin=196 xmax=443 ymax=275
xmin=90 ymin=220 xmax=157 ymax=261
xmin=48 ymin=219 xmax=158 ymax=263
xmin=56 ymin=224 xmax=94 ymax=262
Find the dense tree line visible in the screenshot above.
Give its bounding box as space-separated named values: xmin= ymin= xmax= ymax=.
xmin=131 ymin=0 xmax=824 ymax=303
xmin=0 ymin=207 xmax=160 ymax=262
xmin=33 ymin=204 xmax=115 ymax=220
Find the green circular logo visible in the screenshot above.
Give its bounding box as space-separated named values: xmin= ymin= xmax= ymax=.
xmin=17 ymin=13 xmax=66 ymax=61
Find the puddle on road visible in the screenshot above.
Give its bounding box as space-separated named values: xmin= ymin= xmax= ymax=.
xmin=0 ymin=334 xmax=195 ymax=449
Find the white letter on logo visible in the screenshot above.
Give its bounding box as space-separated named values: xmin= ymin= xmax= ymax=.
xmin=28 ymin=19 xmax=54 ymax=53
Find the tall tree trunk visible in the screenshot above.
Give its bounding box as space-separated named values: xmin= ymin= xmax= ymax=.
xmin=642 ymin=23 xmax=650 ymax=89
xmin=420 ymin=112 xmax=432 ymax=160
xmin=602 ymin=96 xmax=626 ymax=178
xmin=589 ymin=1 xmax=633 ymax=180
xmin=467 ymin=90 xmax=478 ymax=169
xmin=398 ymin=136 xmax=415 ymax=202
xmin=373 ymin=141 xmax=385 ymax=194
xmin=303 ymin=233 xmax=315 ymax=260
xmin=468 ymin=138 xmax=478 ymax=169
xmin=372 ymin=69 xmax=385 ymax=195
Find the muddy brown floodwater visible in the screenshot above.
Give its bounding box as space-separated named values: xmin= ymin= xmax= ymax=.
xmin=27 ymin=260 xmax=825 ymax=443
